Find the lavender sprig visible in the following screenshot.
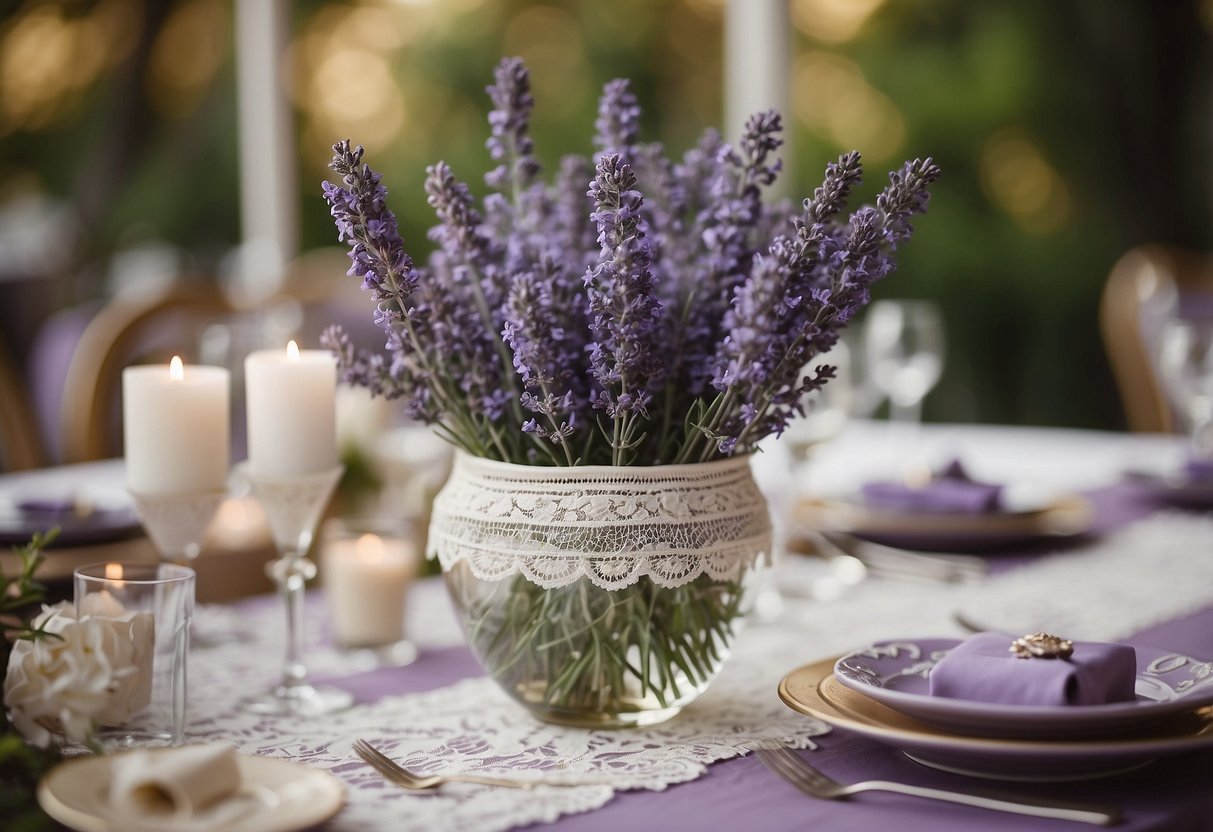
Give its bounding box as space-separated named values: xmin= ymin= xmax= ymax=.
xmin=485 ymin=57 xmax=541 ymax=195
xmin=584 ymin=154 xmax=665 ymax=464
xmin=593 ymin=79 xmax=641 ymax=166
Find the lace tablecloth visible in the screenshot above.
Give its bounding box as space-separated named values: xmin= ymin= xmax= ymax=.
xmin=186 ymin=507 xmax=1213 ymax=832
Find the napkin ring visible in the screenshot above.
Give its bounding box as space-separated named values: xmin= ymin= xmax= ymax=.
xmin=1009 ymin=632 xmax=1074 ymax=660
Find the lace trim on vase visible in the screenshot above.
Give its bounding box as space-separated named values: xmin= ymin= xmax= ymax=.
xmin=427 ymin=454 xmax=773 ymax=590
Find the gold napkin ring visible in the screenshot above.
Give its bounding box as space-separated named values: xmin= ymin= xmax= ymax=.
xmin=1009 ymin=632 xmax=1074 ymax=660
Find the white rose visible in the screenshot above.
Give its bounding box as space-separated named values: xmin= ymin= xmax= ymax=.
xmin=3 ymin=600 xmax=154 ymax=747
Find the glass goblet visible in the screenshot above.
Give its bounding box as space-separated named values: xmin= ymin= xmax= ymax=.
xmin=864 ymin=299 xmax=946 ymax=425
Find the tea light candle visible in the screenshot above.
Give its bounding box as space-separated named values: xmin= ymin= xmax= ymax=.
xmin=123 ymin=357 xmax=230 ymax=495
xmin=245 ymin=340 xmax=338 ymax=479
xmin=322 ymin=531 xmax=417 ymax=648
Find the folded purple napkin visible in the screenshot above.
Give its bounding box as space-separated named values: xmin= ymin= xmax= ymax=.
xmin=1185 ymin=456 xmax=1213 ymax=483
xmin=927 ymin=632 xmax=1137 ymax=706
xmin=860 ymin=461 xmax=1003 ymax=514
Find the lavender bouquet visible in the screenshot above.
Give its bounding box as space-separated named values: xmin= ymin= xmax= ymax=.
xmin=323 ymin=58 xmax=938 ymax=722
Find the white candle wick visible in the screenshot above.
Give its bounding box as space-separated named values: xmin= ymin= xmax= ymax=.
xmin=356 ymin=533 xmax=384 ymax=564
xmin=169 ymin=355 xmax=184 ymax=382
xmin=287 ymin=340 xmax=300 ymax=361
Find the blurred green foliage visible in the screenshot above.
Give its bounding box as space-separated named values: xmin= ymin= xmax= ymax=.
xmin=0 ymin=0 xmax=1209 ymax=429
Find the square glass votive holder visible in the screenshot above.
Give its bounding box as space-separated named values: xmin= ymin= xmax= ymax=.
xmin=321 ymin=517 xmax=420 ymax=668
xmin=74 ymin=562 xmax=195 ymax=748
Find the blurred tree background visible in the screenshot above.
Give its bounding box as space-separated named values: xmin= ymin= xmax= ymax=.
xmin=0 ymin=0 xmax=1209 ymax=430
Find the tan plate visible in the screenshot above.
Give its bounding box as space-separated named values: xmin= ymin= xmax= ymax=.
xmin=38 ymin=751 xmax=345 ymax=832
xmin=778 ymin=657 xmax=1213 ymax=781
xmin=795 ymin=494 xmax=1094 ymax=542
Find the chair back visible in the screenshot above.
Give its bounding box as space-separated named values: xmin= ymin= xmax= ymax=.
xmin=1100 ymin=245 xmax=1213 ymax=433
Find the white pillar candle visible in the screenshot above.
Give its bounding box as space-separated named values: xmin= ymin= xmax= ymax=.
xmin=245 ymin=341 xmax=339 ymax=479
xmin=122 ymin=357 xmax=230 ymax=495
xmin=322 ymin=532 xmax=417 ymax=648
xmin=724 ymin=0 xmax=792 ymax=196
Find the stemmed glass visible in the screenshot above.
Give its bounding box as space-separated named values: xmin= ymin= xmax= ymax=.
xmin=864 ymin=300 xmax=945 ymax=425
xmin=1158 ymin=318 xmax=1213 ymax=456
xmin=241 ymin=463 xmax=350 ymax=716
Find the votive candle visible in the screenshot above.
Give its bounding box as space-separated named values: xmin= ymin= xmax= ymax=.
xmin=323 ymin=530 xmax=417 ymax=648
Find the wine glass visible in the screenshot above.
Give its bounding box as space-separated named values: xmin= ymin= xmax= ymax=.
xmin=864 ymin=300 xmax=945 ymax=425
xmin=784 ymin=340 xmax=854 ymax=461
xmin=1158 ymin=318 xmax=1213 ymax=456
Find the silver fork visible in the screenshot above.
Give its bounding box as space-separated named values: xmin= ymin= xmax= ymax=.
xmin=354 ymin=739 xmax=603 ymax=791
xmin=754 ymin=743 xmax=1121 ymax=826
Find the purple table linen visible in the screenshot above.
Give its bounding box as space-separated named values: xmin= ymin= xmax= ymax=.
xmin=279 ymin=484 xmax=1213 ymax=831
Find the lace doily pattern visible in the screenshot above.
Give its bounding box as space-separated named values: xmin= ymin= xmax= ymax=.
xmin=427 ymin=454 xmax=773 ymax=590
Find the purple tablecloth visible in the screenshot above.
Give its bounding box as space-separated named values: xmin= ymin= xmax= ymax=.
xmin=289 ymin=483 xmax=1213 ymax=831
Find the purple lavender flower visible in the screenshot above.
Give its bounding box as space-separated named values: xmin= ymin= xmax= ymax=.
xmin=485 ymin=57 xmax=541 ymax=193
xmin=583 ymin=155 xmax=665 ymax=460
xmin=322 ymin=61 xmax=940 ymax=467
xmin=502 ymin=269 xmax=581 ymax=461
xmin=593 ymin=79 xmax=641 ymax=165
xmin=677 ymin=112 xmax=785 ymax=396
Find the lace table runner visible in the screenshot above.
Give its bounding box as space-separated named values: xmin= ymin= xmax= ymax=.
xmin=187 ymin=513 xmax=1213 ymax=831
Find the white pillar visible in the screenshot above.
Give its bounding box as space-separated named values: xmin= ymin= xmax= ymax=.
xmin=235 ymin=0 xmax=297 ymax=300
xmin=724 ymin=0 xmax=792 ymax=197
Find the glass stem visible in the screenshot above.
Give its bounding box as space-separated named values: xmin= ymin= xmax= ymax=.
xmin=278 ymin=552 xmax=310 ymax=692
xmin=891 ymin=397 xmax=922 ymax=425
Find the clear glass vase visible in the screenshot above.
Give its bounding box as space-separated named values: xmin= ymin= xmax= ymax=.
xmin=445 ymin=563 xmax=754 ymax=727
xmin=428 ymin=453 xmax=771 ymax=727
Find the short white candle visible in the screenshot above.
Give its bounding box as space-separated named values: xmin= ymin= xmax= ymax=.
xmin=245 ymin=341 xmax=338 ymax=479
xmin=123 ymin=357 xmax=230 ymax=495
xmin=323 ymin=532 xmax=417 ymax=648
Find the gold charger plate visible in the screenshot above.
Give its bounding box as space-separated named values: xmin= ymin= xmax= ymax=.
xmin=794 ymin=494 xmax=1093 ymax=548
xmin=38 ymin=750 xmax=345 ymax=832
xmin=779 ymin=656 xmax=1213 ymax=781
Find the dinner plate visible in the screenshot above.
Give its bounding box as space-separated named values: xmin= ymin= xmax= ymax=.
xmin=0 ymin=487 xmax=142 ymax=547
xmin=779 ymin=656 xmax=1213 ymax=781
xmin=795 ymin=493 xmax=1093 ymax=552
xmin=833 ymin=638 xmax=1213 ymax=738
xmin=1124 ymin=469 xmax=1213 ymax=509
xmin=38 ymin=751 xmax=345 ymax=832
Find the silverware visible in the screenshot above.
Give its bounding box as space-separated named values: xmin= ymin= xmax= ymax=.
xmin=753 ymin=742 xmax=1121 ymax=826
xmin=810 ymin=530 xmax=987 ymax=585
xmin=353 ymin=739 xmax=603 ymax=791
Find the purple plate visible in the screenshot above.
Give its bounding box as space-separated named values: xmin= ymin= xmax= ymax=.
xmin=0 ymin=488 xmax=141 ymax=547
xmin=796 ymin=494 xmax=1094 ymax=553
xmin=1125 ymin=469 xmax=1213 ymax=509
xmin=780 ymin=657 xmax=1213 ymax=781
xmin=834 ymin=638 xmax=1213 ymax=739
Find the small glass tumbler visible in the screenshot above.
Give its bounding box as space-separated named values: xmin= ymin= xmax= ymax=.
xmin=321 ymin=518 xmax=419 ymax=668
xmin=74 ymin=562 xmax=195 ymax=747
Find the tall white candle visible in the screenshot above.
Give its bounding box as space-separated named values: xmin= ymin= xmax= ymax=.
xmin=322 ymin=532 xmax=417 ymax=648
xmin=725 ymin=0 xmax=791 ymax=197
xmin=123 ymin=357 xmax=230 ymax=495
xmin=245 ymin=341 xmax=338 ymax=479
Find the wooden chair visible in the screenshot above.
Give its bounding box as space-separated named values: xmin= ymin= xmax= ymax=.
xmin=59 ymin=282 xmax=233 ymax=463
xmin=1099 ymin=244 xmax=1213 ymax=433
xmin=0 ymin=337 xmax=46 ymax=471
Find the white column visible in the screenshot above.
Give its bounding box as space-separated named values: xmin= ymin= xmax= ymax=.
xmin=235 ymin=0 xmax=297 ymax=298
xmin=724 ymin=0 xmax=792 ymax=196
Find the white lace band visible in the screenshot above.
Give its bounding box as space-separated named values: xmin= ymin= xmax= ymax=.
xmin=427 ymin=453 xmax=773 ymax=590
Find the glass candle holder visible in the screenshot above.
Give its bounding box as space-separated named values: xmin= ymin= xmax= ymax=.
xmin=73 ymin=562 xmax=195 ymax=748
xmin=321 ymin=517 xmax=419 ymax=668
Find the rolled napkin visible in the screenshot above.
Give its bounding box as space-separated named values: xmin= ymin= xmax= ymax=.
xmin=109 ymin=743 xmax=242 ymax=818
xmin=860 ymin=460 xmax=1003 ymax=514
xmin=927 ymin=631 xmax=1137 ymax=706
